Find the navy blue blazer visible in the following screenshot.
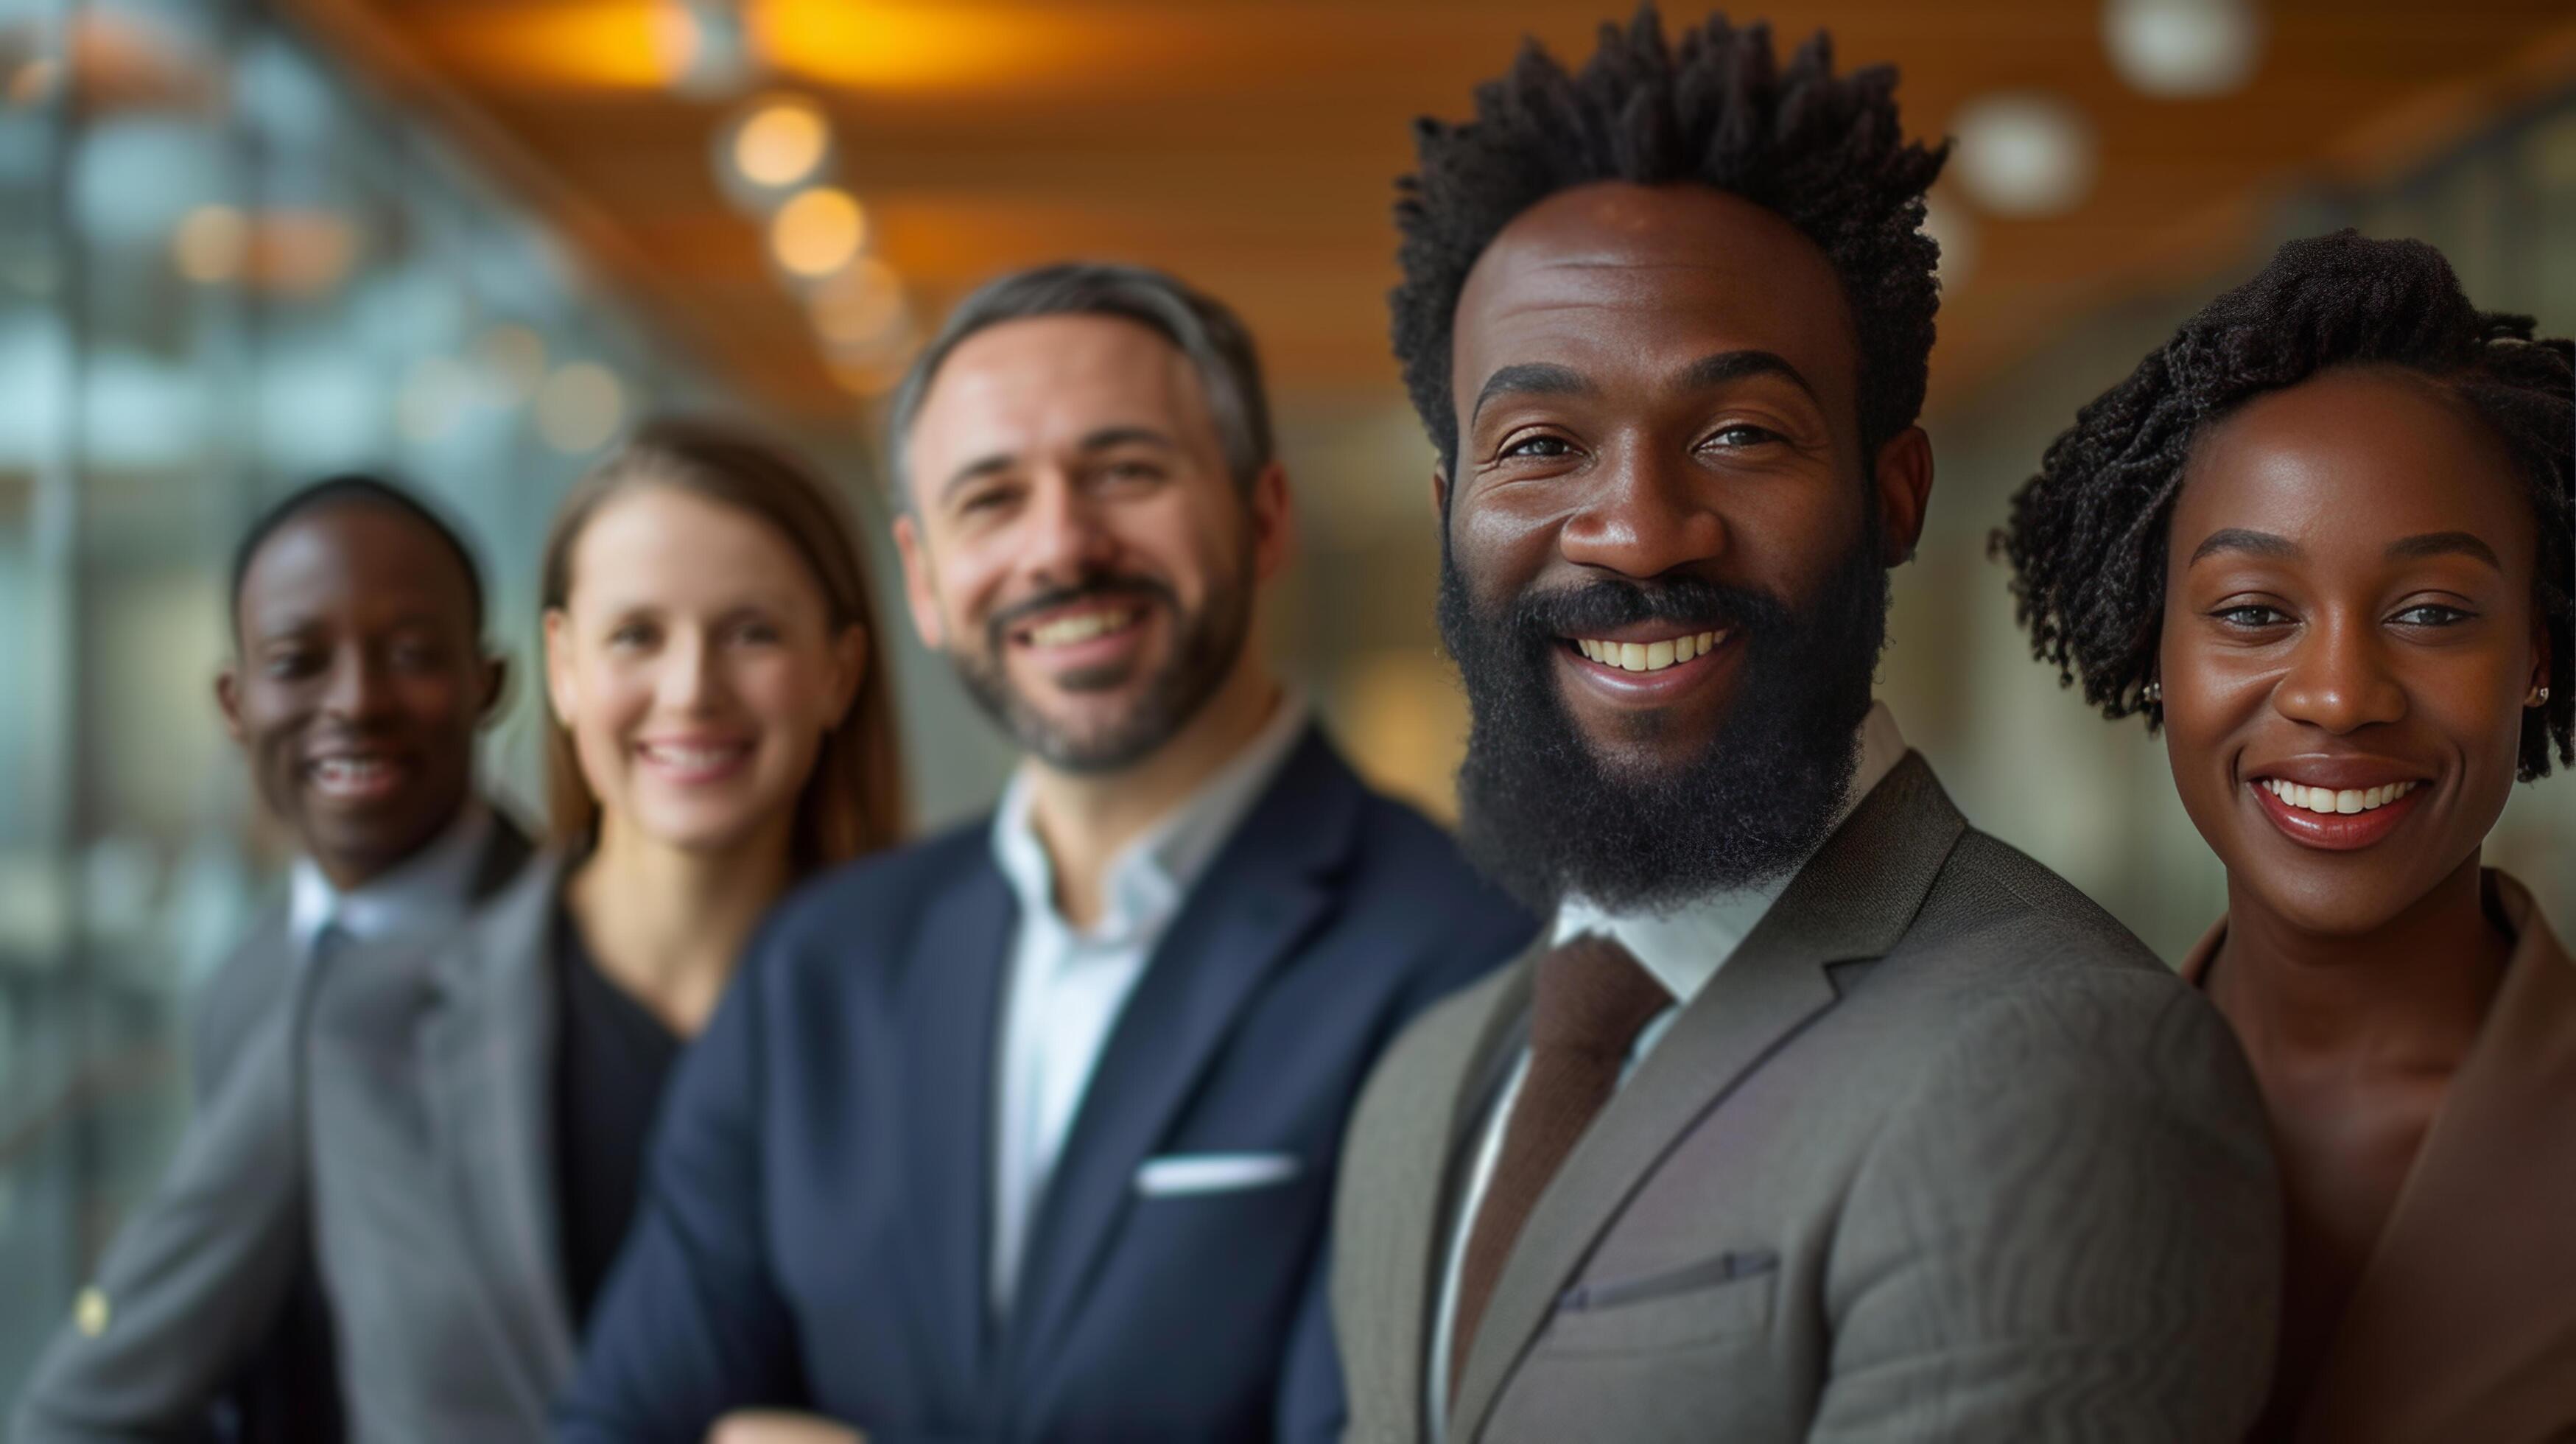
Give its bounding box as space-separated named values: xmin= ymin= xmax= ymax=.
xmin=559 ymin=728 xmax=1534 ymax=1443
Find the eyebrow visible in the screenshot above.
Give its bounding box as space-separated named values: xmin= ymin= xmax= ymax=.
xmin=2384 ymin=530 xmax=2502 ymax=568
xmin=937 ymin=426 xmax=1182 ymax=504
xmin=1467 ymin=349 xmax=1821 ymax=431
xmin=1470 ymin=363 xmax=1591 ymax=427
xmin=1675 ymin=348 xmax=1819 ymax=402
xmin=2188 ymin=528 xmax=2301 ymax=564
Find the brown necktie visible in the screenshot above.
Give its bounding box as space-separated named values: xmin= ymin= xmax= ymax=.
xmin=1449 ymin=933 xmax=1672 ymax=1402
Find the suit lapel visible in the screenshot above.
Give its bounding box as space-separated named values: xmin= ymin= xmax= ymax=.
xmin=1372 ymin=950 xmax=1536 ymax=1437
xmin=900 ymin=858 xmax=1016 ymax=1403
xmin=1450 ymin=755 xmax=1965 ymax=1442
xmin=2292 ymin=874 xmax=2576 ymax=1443
xmin=421 ymin=856 xmax=578 ymax=1401
xmin=1002 ymin=730 xmax=1362 ymax=1390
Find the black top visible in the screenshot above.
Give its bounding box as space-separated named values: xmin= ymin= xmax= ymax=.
xmin=552 ymin=907 xmax=684 ymax=1330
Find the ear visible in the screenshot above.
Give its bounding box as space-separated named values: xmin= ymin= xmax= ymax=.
xmin=542 ymin=609 xmax=579 ymax=731
xmin=891 ymin=513 xmax=948 ymax=652
xmin=1870 ymin=426 xmax=1935 ymax=568
xmin=1428 ymin=465 xmax=1451 ymax=519
xmin=476 ymin=653 xmax=509 ymax=728
xmin=1248 ymin=460 xmax=1295 ymax=583
xmin=215 ymin=666 xmax=246 ymax=746
xmin=827 ymin=623 xmax=870 ymax=726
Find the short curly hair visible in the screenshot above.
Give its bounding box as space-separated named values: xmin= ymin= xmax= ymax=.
xmin=1996 ymin=230 xmax=2576 ymax=780
xmin=1391 ymin=6 xmax=1948 ymax=476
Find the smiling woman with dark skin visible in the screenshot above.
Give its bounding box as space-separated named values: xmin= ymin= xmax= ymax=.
xmin=2001 ymin=231 xmax=2576 ymax=1443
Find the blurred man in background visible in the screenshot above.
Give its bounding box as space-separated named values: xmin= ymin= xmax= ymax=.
xmin=13 ymin=477 xmax=528 ymax=1444
xmin=560 ymin=263 xmax=1534 ymax=1443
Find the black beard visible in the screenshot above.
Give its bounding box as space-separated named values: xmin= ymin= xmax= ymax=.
xmin=953 ymin=555 xmax=1254 ymax=774
xmin=1436 ymin=525 xmax=1889 ymax=914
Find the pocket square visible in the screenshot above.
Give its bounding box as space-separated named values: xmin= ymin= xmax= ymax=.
xmin=1133 ymin=1152 xmax=1304 ymax=1197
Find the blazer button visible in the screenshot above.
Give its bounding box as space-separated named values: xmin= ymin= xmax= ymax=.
xmin=75 ymin=1286 xmax=110 ymax=1337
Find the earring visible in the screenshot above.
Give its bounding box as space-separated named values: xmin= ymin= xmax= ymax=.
xmin=2142 ymin=680 xmax=2162 ymax=704
xmin=2533 ymin=684 xmax=2552 ymax=707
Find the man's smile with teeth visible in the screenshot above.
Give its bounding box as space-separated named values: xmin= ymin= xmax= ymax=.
xmin=2255 ymin=777 xmax=2421 ymax=815
xmin=1023 ymin=606 xmax=1143 ymax=648
xmin=1572 ymin=629 xmax=1728 ymax=673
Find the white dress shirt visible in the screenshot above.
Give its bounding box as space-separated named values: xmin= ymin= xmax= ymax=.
xmin=286 ymin=801 xmax=496 ymax=960
xmin=1425 ymin=702 xmax=1909 ymax=1437
xmin=986 ymin=693 xmax=1312 ymax=1319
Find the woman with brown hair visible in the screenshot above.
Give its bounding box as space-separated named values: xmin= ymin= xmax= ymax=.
xmin=294 ymin=417 xmax=905 ymax=1441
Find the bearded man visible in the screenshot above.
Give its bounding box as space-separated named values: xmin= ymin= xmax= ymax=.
xmin=561 ymin=264 xmax=1533 ymax=1444
xmin=1328 ymin=13 xmax=2282 ymax=1443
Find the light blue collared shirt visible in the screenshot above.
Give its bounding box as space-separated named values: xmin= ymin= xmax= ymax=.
xmin=985 ymin=692 xmax=1312 ymax=1318
xmin=287 ymin=801 xmax=495 ymax=961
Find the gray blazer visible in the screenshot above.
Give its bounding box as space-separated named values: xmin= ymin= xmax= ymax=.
xmin=1332 ymin=754 xmax=2283 ymax=1444
xmin=11 ymin=831 xmax=566 ymax=1444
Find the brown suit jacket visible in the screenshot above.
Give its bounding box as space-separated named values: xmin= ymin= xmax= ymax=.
xmin=1333 ymin=754 xmax=2282 ymax=1443
xmin=2180 ymin=870 xmax=2576 ymax=1444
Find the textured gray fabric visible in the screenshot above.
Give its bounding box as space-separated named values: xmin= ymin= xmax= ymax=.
xmin=10 ymin=818 xmax=545 ymax=1444
xmin=1332 ymin=754 xmax=2282 ymax=1444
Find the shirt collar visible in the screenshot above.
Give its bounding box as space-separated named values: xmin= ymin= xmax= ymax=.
xmin=991 ymin=690 xmax=1312 ymax=947
xmin=289 ymin=799 xmax=494 ymax=954
xmin=1552 ymin=701 xmax=1909 ymax=1005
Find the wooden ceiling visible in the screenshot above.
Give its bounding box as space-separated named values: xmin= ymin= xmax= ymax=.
xmin=286 ymin=0 xmax=2576 ymax=428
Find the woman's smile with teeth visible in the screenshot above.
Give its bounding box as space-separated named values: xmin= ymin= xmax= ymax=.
xmin=1574 ymin=630 xmax=1726 ymax=673
xmin=2256 ymin=777 xmax=2419 ymax=815
xmin=1025 ymin=606 xmax=1140 ymax=648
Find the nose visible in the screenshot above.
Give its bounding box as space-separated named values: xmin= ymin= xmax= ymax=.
xmin=2273 ymin=613 xmax=2407 ymax=735
xmin=656 ymin=628 xmax=719 ymax=715
xmin=1553 ymin=442 xmax=1730 ymax=581
xmin=320 ymin=643 xmax=393 ymax=723
xmin=1019 ymin=467 xmax=1119 ymax=587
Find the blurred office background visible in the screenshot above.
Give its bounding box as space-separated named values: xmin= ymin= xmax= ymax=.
xmin=2 ymin=0 xmax=2571 ymax=1398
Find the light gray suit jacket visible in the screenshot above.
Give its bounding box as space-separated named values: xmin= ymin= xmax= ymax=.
xmin=10 ymin=832 xmax=569 ymax=1444
xmin=1333 ymin=754 xmax=2282 ymax=1444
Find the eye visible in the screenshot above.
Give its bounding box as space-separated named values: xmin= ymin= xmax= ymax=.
xmin=1098 ymin=458 xmax=1165 ymax=486
xmin=2214 ymin=603 xmax=2293 ymax=629
xmin=607 ymin=621 xmax=656 ymax=650
xmin=728 ymin=618 xmax=784 ymax=646
xmin=264 ymin=649 xmax=321 ymax=679
xmin=2390 ymin=603 xmax=2475 ymax=628
xmin=1500 ymin=434 xmax=1574 ymax=460
xmin=1704 ymin=423 xmax=1783 ymax=449
xmin=389 ymin=639 xmax=446 ymax=670
xmin=956 ymin=484 xmax=1017 ymax=516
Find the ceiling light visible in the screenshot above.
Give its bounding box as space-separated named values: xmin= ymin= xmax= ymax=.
xmin=729 ymin=94 xmax=831 ymax=191
xmin=1951 ymin=94 xmax=2097 ymax=219
xmin=396 ymin=355 xmax=476 ymax=443
xmin=476 ymin=323 xmax=548 ymax=403
xmin=172 ymin=205 xmax=248 ymax=284
xmin=771 ymin=186 xmax=865 ymax=278
xmin=657 ymin=0 xmax=753 ymax=97
xmin=2104 ymin=0 xmax=2264 ymax=99
xmin=809 ymin=257 xmax=908 ymax=348
xmin=536 ymin=362 xmax=625 ymax=454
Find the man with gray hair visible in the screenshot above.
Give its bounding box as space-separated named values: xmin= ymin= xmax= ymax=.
xmin=561 ymin=264 xmax=1534 ymax=1443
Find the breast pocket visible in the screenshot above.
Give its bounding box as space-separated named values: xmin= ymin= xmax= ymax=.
xmin=1536 ymin=1248 xmax=1779 ymax=1357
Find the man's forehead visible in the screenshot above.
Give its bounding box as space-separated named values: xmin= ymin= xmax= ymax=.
xmin=1455 ymin=183 xmax=1855 ymax=382
xmin=923 ymin=315 xmax=1199 ymax=428
xmin=240 ymin=508 xmax=473 ymax=625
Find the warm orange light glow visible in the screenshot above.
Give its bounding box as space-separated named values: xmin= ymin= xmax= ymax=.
xmin=809 ymin=256 xmax=907 ymax=348
xmin=172 ymin=205 xmax=248 ymax=284
xmin=731 ymin=95 xmax=829 ymax=189
xmin=771 ymin=187 xmax=866 ymax=277
xmin=418 ymin=2 xmax=690 ymax=90
xmin=750 ymin=1 xmax=1099 ymax=91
